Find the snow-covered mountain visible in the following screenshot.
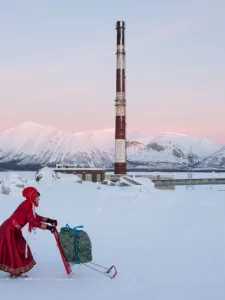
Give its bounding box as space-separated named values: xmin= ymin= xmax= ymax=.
xmin=0 ymin=122 xmax=115 ymax=167
xmin=126 ymin=132 xmax=221 ymax=167
xmin=197 ymin=146 xmax=225 ymax=169
xmin=0 ymin=121 xmax=222 ymax=168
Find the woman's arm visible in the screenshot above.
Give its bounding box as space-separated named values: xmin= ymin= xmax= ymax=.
xmin=27 ymin=212 xmax=48 ymax=229
xmin=36 ymin=214 xmax=58 ymax=226
xmin=35 ymin=213 xmax=48 ymax=223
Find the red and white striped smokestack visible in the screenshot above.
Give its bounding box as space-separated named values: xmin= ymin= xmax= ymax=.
xmin=114 ymin=20 xmax=126 ymax=175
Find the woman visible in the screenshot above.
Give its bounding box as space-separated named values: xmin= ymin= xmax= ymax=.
xmin=0 ymin=186 xmax=57 ymax=278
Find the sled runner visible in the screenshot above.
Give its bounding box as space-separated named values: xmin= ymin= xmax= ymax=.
xmin=54 ymin=225 xmax=117 ymax=279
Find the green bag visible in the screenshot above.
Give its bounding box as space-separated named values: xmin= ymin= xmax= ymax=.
xmin=59 ymin=225 xmax=92 ymax=263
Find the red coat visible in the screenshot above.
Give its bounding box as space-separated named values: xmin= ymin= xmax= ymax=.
xmin=10 ymin=199 xmax=47 ymax=231
xmin=0 ymin=187 xmax=48 ymax=276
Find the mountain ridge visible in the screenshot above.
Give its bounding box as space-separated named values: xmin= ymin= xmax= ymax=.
xmin=197 ymin=146 xmax=225 ymax=168
xmin=0 ymin=121 xmax=222 ymax=168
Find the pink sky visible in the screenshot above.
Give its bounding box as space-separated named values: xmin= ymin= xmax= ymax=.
xmin=0 ymin=0 xmax=224 ymax=146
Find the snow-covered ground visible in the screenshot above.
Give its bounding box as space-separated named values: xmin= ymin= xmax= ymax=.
xmin=0 ymin=171 xmax=35 ymax=181
xmin=1 ymin=169 xmax=225 ymax=299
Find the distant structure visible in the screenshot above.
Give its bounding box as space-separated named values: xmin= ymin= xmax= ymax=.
xmin=186 ymin=147 xmax=194 ymax=189
xmin=114 ymin=20 xmax=127 ymax=175
xmin=54 ymin=164 xmax=105 ymax=183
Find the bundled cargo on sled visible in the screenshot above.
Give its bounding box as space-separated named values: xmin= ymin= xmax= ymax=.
xmin=54 ymin=224 xmax=117 ymax=279
xmin=59 ymin=225 xmax=92 ymax=264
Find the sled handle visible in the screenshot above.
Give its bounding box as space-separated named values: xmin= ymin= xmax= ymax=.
xmin=54 ymin=229 xmax=72 ymax=275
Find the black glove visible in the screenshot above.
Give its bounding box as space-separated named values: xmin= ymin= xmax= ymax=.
xmin=46 ymin=218 xmax=57 ymax=227
xmin=46 ymin=225 xmax=56 ymax=233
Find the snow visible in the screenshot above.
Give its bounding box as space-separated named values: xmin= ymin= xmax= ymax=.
xmin=55 ymin=172 xmax=82 ymax=183
xmin=151 ymin=132 xmax=220 ymax=157
xmin=0 ymin=172 xmax=28 ymax=195
xmin=1 ymin=169 xmax=225 ymax=299
xmin=199 ymin=146 xmax=225 ymax=168
xmin=0 ymin=121 xmax=222 ymax=166
xmin=127 ymin=132 xmax=221 ymax=165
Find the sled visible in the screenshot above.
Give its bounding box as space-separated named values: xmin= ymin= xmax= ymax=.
xmin=54 ymin=228 xmax=117 ymax=279
xmin=54 ymin=229 xmax=72 ymax=275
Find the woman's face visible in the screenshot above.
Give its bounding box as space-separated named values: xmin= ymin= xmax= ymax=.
xmin=35 ymin=194 xmax=40 ymax=205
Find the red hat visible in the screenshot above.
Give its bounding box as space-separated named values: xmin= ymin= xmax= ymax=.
xmin=22 ymin=187 xmax=40 ymax=207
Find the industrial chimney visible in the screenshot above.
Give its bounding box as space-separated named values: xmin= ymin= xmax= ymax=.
xmin=114 ymin=21 xmax=126 ymax=175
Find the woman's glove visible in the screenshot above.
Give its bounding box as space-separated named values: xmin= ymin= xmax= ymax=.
xmin=46 ymin=225 xmax=56 ymax=233
xmin=46 ymin=218 xmax=57 ymax=227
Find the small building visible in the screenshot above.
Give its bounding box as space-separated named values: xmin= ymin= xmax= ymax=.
xmin=54 ymin=164 xmax=105 ymax=183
